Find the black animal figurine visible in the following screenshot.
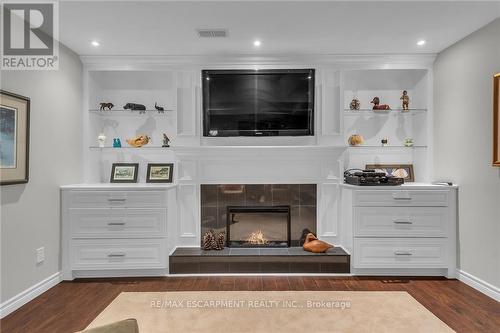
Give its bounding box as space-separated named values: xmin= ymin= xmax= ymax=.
xmin=154 ymin=102 xmax=165 ymax=113
xmin=123 ymin=103 xmax=146 ymax=112
xmin=99 ymin=102 xmax=114 ymax=111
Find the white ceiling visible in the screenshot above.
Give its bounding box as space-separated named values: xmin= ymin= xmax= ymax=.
xmin=59 ymin=1 xmax=500 ymax=56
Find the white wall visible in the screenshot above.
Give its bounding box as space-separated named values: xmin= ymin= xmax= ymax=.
xmin=0 ymin=44 xmax=83 ymax=302
xmin=434 ymin=18 xmax=500 ymax=288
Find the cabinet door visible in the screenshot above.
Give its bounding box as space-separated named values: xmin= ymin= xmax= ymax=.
xmin=69 ymin=190 xmax=167 ymax=208
xmin=354 ymin=238 xmax=447 ymax=268
xmin=353 ymin=190 xmax=449 ymax=207
xmin=71 ymin=239 xmax=165 ymax=269
xmin=354 ymin=206 xmax=447 ymax=237
xmin=70 ymin=208 xmax=167 ymax=238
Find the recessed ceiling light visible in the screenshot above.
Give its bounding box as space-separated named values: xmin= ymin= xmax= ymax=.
xmin=253 ymin=40 xmax=262 ymax=47
xmin=417 ymin=40 xmax=426 ymax=46
xmin=91 ymin=40 xmax=100 ymax=47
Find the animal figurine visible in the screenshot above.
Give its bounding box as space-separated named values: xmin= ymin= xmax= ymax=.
xmin=370 ymin=97 xmax=391 ymax=110
xmin=99 ymin=102 xmax=114 ymax=111
xmin=123 ymin=103 xmax=147 ymax=112
xmin=303 ymin=232 xmax=333 ymax=253
xmin=162 ymin=133 xmax=170 ymax=148
xmin=126 ymin=134 xmax=151 ymax=148
xmin=348 ymin=134 xmax=364 ymax=146
xmin=154 ymin=102 xmax=165 ymax=113
xmin=349 ymin=98 xmax=360 ymax=110
xmin=400 ymin=90 xmax=410 ymax=111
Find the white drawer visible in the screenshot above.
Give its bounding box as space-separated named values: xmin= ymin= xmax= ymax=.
xmin=69 ymin=208 xmax=166 ymax=238
xmin=68 ymin=190 xmax=167 ymax=208
xmin=354 ymin=207 xmax=447 ymax=237
xmin=71 ymin=239 xmax=166 ymax=270
xmin=354 ymin=190 xmax=449 ymax=207
xmin=353 ymin=238 xmax=447 ymax=268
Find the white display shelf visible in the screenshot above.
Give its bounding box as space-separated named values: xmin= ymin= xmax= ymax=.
xmin=344 ymin=109 xmax=426 ymax=116
xmin=347 ymin=145 xmax=427 ymax=149
xmin=89 ymin=109 xmax=174 ymax=115
xmin=89 ymin=146 xmax=172 ymax=150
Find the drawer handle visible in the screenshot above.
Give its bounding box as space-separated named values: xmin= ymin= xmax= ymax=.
xmin=393 ymin=197 xmax=412 ymax=201
xmin=108 ymin=198 xmax=127 ymax=202
xmin=394 ymin=251 xmax=412 ymax=256
xmin=108 ymin=252 xmax=126 ymax=257
xmin=107 ymin=222 xmax=126 ymax=226
xmin=393 ymin=219 xmax=413 ymax=224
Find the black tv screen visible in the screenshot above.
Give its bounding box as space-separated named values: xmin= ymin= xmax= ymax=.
xmin=202 ymin=69 xmax=314 ymax=137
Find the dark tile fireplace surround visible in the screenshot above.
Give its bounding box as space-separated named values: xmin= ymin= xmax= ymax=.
xmin=200 ymin=184 xmax=317 ymax=247
xmin=169 ymin=184 xmax=350 ymax=274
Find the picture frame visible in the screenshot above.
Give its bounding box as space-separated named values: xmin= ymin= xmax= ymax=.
xmin=146 ymin=163 xmax=173 ymax=183
xmin=366 ymin=164 xmax=415 ymax=182
xmin=110 ymin=163 xmax=139 ymax=183
xmin=493 ymin=73 xmax=500 ymax=167
xmin=0 ymin=90 xmax=30 ymax=185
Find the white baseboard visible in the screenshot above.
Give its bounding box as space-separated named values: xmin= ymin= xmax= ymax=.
xmin=0 ymin=271 xmax=61 ymax=318
xmin=457 ymin=269 xmax=500 ymax=302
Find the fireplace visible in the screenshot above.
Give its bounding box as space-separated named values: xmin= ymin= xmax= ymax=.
xmin=201 ymin=184 xmax=317 ymax=247
xmin=226 ymin=206 xmax=291 ymax=248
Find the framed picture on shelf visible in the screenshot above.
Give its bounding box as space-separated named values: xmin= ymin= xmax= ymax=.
xmin=146 ymin=163 xmax=173 ymax=183
xmin=366 ymin=164 xmax=415 ymax=182
xmin=0 ymin=90 xmax=30 ymax=185
xmin=110 ymin=163 xmax=139 ymax=183
xmin=493 ymin=73 xmax=500 ymax=166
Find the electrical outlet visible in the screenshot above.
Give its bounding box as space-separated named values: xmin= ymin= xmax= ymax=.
xmin=36 ymin=247 xmax=45 ymax=264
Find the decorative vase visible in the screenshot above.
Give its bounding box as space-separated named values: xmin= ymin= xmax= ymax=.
xmin=97 ymin=133 xmax=106 ymax=148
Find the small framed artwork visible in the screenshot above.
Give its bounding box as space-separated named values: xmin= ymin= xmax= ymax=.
xmin=110 ymin=163 xmax=139 ymax=183
xmin=493 ymin=73 xmax=500 ymax=166
xmin=366 ymin=164 xmax=415 ymax=182
xmin=1 ymin=90 xmax=30 ymax=185
xmin=146 ymin=163 xmax=174 ymax=183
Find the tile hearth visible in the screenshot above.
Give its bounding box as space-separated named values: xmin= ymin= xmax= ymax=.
xmin=169 ymin=247 xmax=350 ymax=274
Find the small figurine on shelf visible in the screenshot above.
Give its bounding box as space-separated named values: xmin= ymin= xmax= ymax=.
xmin=113 ymin=138 xmax=122 ymax=148
xmin=349 ymin=98 xmax=360 ymax=110
xmin=97 ymin=133 xmax=106 ymax=148
xmin=348 ymin=134 xmax=364 ymax=146
xmin=162 ymin=133 xmax=170 ymax=148
xmin=370 ymin=97 xmax=391 ymax=111
xmin=400 ymin=90 xmax=410 ymax=111
xmin=381 ymin=138 xmax=389 ymax=147
xmin=126 ymin=134 xmax=151 ymax=148
xmin=154 ymin=102 xmax=165 ymax=113
xmin=404 ymin=138 xmax=414 ymax=147
xmin=99 ymin=102 xmax=114 ymax=111
xmin=123 ymin=103 xmax=147 ymax=114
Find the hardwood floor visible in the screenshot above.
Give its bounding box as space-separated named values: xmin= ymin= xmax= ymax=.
xmin=1 ymin=276 xmax=499 ymax=333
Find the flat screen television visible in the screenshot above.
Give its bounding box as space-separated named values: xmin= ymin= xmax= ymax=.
xmin=202 ymin=69 xmax=314 ymax=137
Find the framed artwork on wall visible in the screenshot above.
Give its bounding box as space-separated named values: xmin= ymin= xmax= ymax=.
xmin=110 ymin=163 xmax=139 ymax=183
xmin=146 ymin=163 xmax=173 ymax=183
xmin=0 ymin=90 xmax=30 ymax=185
xmin=493 ymin=73 xmax=500 ymax=167
xmin=366 ymin=164 xmax=415 ymax=182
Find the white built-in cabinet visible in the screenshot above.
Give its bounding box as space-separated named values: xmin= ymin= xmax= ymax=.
xmin=61 ymin=184 xmax=177 ymax=280
xmin=61 ymin=55 xmax=456 ymax=279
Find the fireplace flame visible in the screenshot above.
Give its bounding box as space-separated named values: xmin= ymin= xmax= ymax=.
xmin=247 ymin=230 xmax=269 ymax=245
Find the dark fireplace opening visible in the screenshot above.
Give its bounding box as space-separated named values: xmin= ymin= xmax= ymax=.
xmin=226 ymin=206 xmax=291 ymax=248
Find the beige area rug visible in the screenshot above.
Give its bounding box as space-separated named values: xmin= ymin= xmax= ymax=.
xmin=86 ymin=291 xmax=454 ymax=333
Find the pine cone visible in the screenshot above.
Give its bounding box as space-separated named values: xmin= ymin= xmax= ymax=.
xmin=215 ymin=232 xmax=225 ymax=250
xmin=209 ymin=230 xmax=217 ymax=250
xmin=202 ymin=231 xmax=215 ymax=251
